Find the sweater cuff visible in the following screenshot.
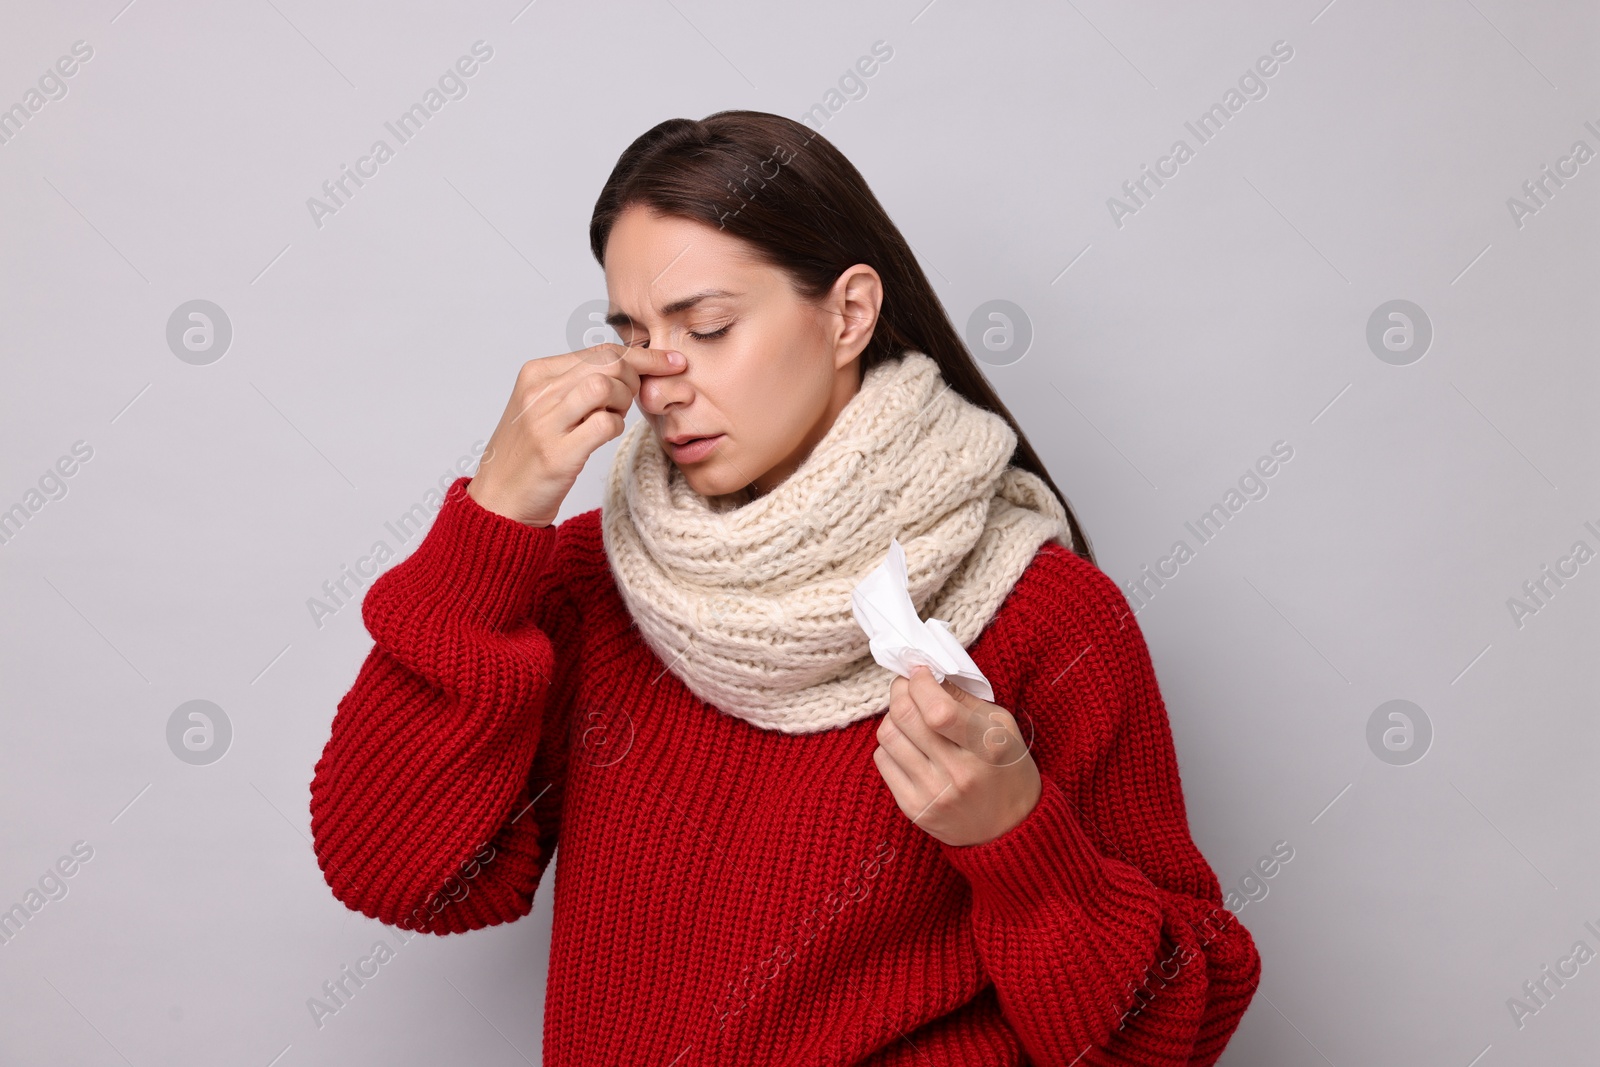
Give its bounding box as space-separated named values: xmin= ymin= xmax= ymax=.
xmin=398 ymin=475 xmax=560 ymax=632
xmin=938 ymin=771 xmax=1114 ymax=922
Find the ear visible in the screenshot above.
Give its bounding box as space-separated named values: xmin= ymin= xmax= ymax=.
xmin=829 ymin=265 xmax=884 ymax=364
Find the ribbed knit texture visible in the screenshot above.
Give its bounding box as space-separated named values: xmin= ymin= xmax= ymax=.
xmin=309 ymin=477 xmax=1261 ymax=1065
xmin=601 ymin=351 xmax=1075 ymax=734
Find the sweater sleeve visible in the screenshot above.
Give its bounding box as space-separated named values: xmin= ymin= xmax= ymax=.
xmin=937 ymin=545 xmax=1261 ymax=1066
xmin=308 ymin=476 xmax=583 ymax=935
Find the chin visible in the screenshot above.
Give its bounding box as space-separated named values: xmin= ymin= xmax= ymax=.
xmin=678 ymin=465 xmax=729 ymax=495
xmin=676 ymin=460 xmax=754 ymax=503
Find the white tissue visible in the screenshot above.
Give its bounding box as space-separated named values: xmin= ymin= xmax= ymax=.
xmin=850 ymin=538 xmax=995 ymax=703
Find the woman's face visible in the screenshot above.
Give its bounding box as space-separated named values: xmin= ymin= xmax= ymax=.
xmin=603 ymin=204 xmax=882 ymax=500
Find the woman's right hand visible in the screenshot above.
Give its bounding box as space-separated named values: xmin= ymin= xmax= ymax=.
xmin=467 ymin=343 xmax=685 ymax=527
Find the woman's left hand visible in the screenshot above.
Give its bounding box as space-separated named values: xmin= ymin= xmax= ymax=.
xmin=872 ymin=664 xmax=1042 ymax=848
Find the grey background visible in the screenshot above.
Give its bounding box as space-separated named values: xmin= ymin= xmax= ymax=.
xmin=2 ymin=0 xmax=1597 ymax=1063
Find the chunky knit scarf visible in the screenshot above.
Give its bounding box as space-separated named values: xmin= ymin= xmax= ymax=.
xmin=600 ymin=350 xmax=1075 ymax=735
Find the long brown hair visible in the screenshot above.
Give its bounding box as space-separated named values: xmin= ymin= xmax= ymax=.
xmin=588 ymin=109 xmax=1095 ymax=564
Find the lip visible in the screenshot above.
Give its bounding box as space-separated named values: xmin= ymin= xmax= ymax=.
xmin=666 ymin=433 xmax=724 ymax=463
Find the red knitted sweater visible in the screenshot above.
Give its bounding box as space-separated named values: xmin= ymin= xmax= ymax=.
xmin=309 ymin=476 xmax=1261 ymax=1065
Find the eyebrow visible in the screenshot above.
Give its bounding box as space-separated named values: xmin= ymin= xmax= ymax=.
xmin=605 ymin=288 xmax=741 ymax=329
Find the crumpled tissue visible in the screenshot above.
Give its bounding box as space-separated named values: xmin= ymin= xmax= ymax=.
xmin=850 ymin=537 xmax=994 ymax=703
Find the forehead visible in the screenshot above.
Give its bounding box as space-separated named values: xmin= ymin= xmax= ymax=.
xmin=603 ymin=207 xmax=763 ymax=319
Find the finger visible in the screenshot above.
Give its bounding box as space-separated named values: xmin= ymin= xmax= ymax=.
xmin=570 ymin=404 xmax=628 ymax=453
xmin=574 ymin=341 xmax=685 ymax=379
xmin=976 ymin=710 xmax=1027 ymax=766
xmin=906 ymin=667 xmax=987 ymax=750
xmin=525 ymin=369 xmax=626 ymax=441
xmin=936 ymin=679 xmax=1012 ymax=755
xmin=570 ymin=371 xmax=636 ymax=420
xmin=556 ymin=346 xmax=628 ymax=398
xmin=572 ymin=374 xmax=640 ymax=454
xmin=604 ymin=344 xmax=689 ymax=417
xmin=937 ymin=674 xmax=984 ymax=710
xmin=565 ymin=341 xmax=632 ymax=369
xmin=892 ymin=668 xmax=964 ymax=759
xmin=871 ymin=745 xmax=921 ymax=805
xmin=887 ymin=672 xmax=912 ymax=719
xmin=875 ymin=710 xmax=934 ymax=780
xmin=620 ymin=343 xmax=687 ymax=377
xmin=507 ymin=361 xmax=560 ymax=428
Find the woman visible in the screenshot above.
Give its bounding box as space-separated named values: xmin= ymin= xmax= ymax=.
xmin=309 ymin=110 xmax=1260 ymax=1065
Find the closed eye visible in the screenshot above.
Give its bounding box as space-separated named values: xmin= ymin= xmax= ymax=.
xmin=624 ymin=323 xmax=732 ymax=347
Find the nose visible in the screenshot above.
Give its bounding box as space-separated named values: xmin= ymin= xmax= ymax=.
xmin=635 ymin=359 xmax=691 ymax=416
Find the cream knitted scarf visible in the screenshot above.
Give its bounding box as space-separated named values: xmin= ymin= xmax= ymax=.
xmin=600 ymin=350 xmax=1075 ymax=735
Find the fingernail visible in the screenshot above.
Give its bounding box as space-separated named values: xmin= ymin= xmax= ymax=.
xmin=668 ymin=351 xmax=685 ymax=366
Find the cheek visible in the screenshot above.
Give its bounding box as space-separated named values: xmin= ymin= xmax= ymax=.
xmin=754 ymin=355 xmax=828 ymax=435
xmin=700 ymin=330 xmax=832 ymax=475
xmin=713 ymin=363 xmax=796 ymax=449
